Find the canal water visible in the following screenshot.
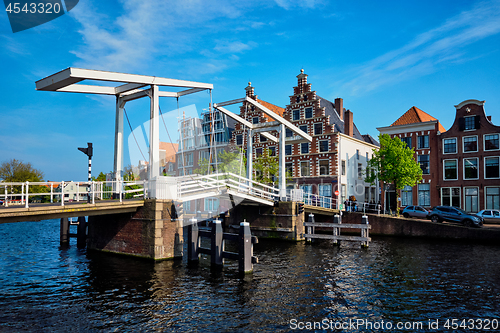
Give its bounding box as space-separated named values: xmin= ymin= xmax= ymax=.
xmin=1 ymin=219 xmax=499 ymax=332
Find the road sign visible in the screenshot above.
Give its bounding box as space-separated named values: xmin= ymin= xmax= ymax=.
xmin=334 ymin=190 xmax=340 ymax=196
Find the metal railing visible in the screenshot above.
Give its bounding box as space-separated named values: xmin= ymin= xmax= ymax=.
xmin=284 ymin=189 xmax=339 ymax=209
xmin=0 ymin=180 xmax=146 ymax=208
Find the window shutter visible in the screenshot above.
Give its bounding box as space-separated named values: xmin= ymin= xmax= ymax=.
xmin=474 ymin=115 xmax=480 ymax=129
xmin=458 ymin=118 xmax=465 ymax=131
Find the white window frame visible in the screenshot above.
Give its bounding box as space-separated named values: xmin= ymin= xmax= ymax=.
xmin=319 ymin=140 xmax=329 ymax=152
xmin=463 ymin=157 xmax=479 ymax=180
xmin=462 ymin=135 xmax=478 ymax=153
xmin=319 ymin=159 xmax=329 ymax=176
xmin=418 ymin=183 xmax=430 ymax=206
xmin=314 ymin=122 xmax=323 ymax=135
xmin=299 ymin=124 xmax=308 ymax=134
xmin=485 ymin=186 xmax=500 ymax=210
xmin=300 ymin=161 xmax=310 ymax=177
xmin=285 ymin=144 xmax=292 ymax=156
xmin=441 ymin=187 xmax=461 ymax=208
xmin=484 ymin=133 xmax=500 ymax=151
xmin=464 ymin=115 xmax=476 ymax=131
xmin=417 ymin=135 xmax=429 ymax=149
xmin=292 ymin=109 xmax=300 ymax=121
xmin=443 ymin=137 xmax=457 ymax=154
xmin=443 ymin=159 xmax=458 ymax=181
xmin=484 ymin=156 xmax=500 ymax=179
xmin=464 ymin=187 xmax=479 ymax=213
xmin=300 ymin=142 xmax=309 ymax=154
xmin=305 ymin=107 xmax=313 ymax=119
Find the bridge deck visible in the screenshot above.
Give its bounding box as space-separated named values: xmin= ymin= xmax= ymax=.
xmin=0 ymin=199 xmax=145 ymax=224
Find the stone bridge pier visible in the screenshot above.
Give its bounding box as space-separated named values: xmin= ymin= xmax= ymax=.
xmin=87 ymin=199 xmax=183 ymax=260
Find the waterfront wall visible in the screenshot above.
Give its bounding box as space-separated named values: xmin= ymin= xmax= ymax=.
xmin=88 ymin=199 xmax=183 ymax=260
xmin=226 ymin=201 xmax=305 ymax=241
xmin=341 ymin=212 xmax=500 ymax=243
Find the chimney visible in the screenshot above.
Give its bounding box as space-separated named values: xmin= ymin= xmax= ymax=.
xmin=245 ymin=82 xmax=255 ymax=98
xmin=334 ymin=98 xmax=343 ymax=121
xmin=344 ymin=109 xmax=353 ymax=137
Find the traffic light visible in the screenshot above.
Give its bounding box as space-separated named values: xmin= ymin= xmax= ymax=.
xmin=78 ymin=142 xmax=93 ymax=157
xmin=297 ymin=202 xmax=304 ymax=214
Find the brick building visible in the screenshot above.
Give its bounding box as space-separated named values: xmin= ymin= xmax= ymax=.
xmin=438 ymin=100 xmax=500 ymax=212
xmin=377 ymin=107 xmax=446 ymax=211
xmin=230 ymin=70 xmax=379 ymax=207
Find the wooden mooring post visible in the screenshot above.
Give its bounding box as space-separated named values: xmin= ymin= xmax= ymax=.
xmin=185 ymin=219 xmax=258 ymax=273
xmin=304 ymin=214 xmax=371 ymax=248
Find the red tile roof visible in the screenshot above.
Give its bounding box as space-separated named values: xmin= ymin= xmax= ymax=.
xmin=391 ymin=106 xmax=446 ymax=132
xmin=256 ymin=98 xmax=285 ymax=120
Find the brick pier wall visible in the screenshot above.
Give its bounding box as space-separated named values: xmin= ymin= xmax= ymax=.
xmin=341 ymin=212 xmax=500 ymax=243
xmin=87 ymin=199 xmax=183 ymax=260
xmin=226 ymin=201 xmax=304 ymax=241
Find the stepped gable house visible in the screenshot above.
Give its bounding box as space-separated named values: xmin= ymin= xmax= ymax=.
xmin=230 ymin=69 xmax=379 ymax=206
xmin=377 ymin=106 xmax=446 ymax=210
xmin=438 ymin=100 xmax=500 ymax=212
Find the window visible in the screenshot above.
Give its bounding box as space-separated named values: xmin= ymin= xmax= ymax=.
xmin=319 ymin=160 xmax=329 ymax=175
xmin=299 ymin=125 xmax=308 ymax=134
xmin=358 ymin=163 xmax=363 ymax=179
xmin=341 ymin=184 xmax=346 ymax=205
xmin=236 ymin=134 xmax=243 ymax=145
xmin=401 ymin=186 xmax=412 ymax=206
xmin=300 ymin=142 xmax=309 ymax=154
xmin=303 ymin=95 xmax=308 ymax=102
xmin=441 ymin=187 xmax=461 ymax=207
xmin=305 ymin=107 xmax=313 ymax=119
xmin=464 ymin=187 xmax=479 ymax=213
xmin=418 ymin=155 xmax=430 ymax=174
xmin=204 ymin=198 xmax=219 ymax=212
xmin=401 ymin=137 xmax=412 ymax=148
xmin=319 ymin=140 xmax=328 ymax=152
xmin=319 ymin=184 xmax=331 ymax=197
xmin=341 ymin=160 xmax=346 ymax=176
xmin=366 ymin=152 xmax=369 ymax=160
xmin=485 ymin=134 xmax=500 ymax=150
xmin=464 ymin=157 xmax=478 ymax=179
xmin=444 ymin=160 xmax=458 ymax=180
xmin=463 ymin=136 xmax=478 ymax=152
xmin=256 ymin=148 xmax=263 ymax=157
xmin=418 ymin=184 xmax=430 ymax=206
xmin=417 ymin=135 xmax=429 ymax=149
xmin=314 ymin=123 xmax=322 ymax=135
xmin=356 ymin=150 xmax=360 ymax=159
xmin=443 ymin=138 xmax=457 ymax=154
xmin=464 ymin=116 xmax=477 ymax=130
xmin=285 ymin=145 xmax=292 ymax=156
xmin=293 ymin=109 xmax=300 ymax=121
xmin=185 ymin=153 xmax=193 ymax=167
xmin=260 ymin=134 xmax=267 ymax=143
xmin=285 ymin=162 xmax=293 ymax=176
xmin=269 ymin=147 xmax=276 ymax=156
xmin=486 ymin=187 xmax=500 ymax=210
xmin=296 ymin=96 xmax=300 ymax=103
xmin=286 ymin=128 xmax=293 ymax=137
xmin=300 ymin=161 xmax=310 ymax=176
xmin=252 ymin=116 xmax=259 ymax=124
xmin=485 ymin=157 xmax=500 ymax=178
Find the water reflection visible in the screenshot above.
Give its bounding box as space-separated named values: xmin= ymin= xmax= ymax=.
xmin=0 ymin=220 xmax=499 ymax=332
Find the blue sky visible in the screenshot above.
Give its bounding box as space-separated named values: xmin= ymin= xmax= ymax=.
xmin=1 ymin=0 xmax=500 ymax=181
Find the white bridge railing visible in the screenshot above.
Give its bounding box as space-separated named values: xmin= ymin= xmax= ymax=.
xmin=176 ymin=172 xmax=280 ymax=202
xmin=284 ymin=189 xmax=339 ymax=209
xmin=0 ymin=180 xmax=146 ymax=208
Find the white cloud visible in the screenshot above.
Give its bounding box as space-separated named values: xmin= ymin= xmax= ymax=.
xmin=340 ymin=0 xmax=500 ymax=95
xmin=214 ymin=40 xmax=257 ymax=53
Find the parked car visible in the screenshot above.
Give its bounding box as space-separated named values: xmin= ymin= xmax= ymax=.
xmin=426 ymin=206 xmax=483 ymax=228
xmin=476 ymin=209 xmax=500 ymax=224
xmin=402 ymin=205 xmax=429 ymax=219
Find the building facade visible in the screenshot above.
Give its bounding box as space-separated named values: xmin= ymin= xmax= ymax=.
xmin=377 ymin=106 xmax=446 ymax=211
xmin=230 ymin=70 xmax=379 ymax=208
xmin=438 ymin=100 xmax=500 ymax=212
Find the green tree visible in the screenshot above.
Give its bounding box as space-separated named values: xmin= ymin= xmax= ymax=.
xmin=365 ymin=134 xmax=422 ymax=216
xmin=92 ymin=171 xmax=107 ymax=182
xmin=0 ymin=159 xmax=48 ymax=198
xmin=195 ymin=149 xmax=247 ymax=177
xmin=254 ymin=148 xmax=279 ymax=185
